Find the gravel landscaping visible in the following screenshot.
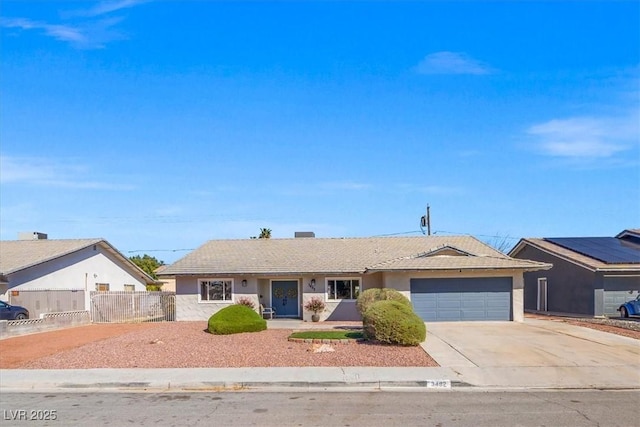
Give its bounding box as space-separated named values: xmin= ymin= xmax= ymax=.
xmin=3 ymin=316 xmax=637 ymax=370
xmin=3 ymin=322 xmax=438 ymax=369
xmin=525 ymin=313 xmax=640 ymax=340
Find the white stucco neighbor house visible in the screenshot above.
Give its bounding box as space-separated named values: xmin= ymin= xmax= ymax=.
xmin=0 ymin=232 xmax=156 ymax=316
xmin=158 ymin=234 xmax=551 ymax=322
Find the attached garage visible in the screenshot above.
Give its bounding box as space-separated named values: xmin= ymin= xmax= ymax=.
xmin=602 ymin=276 xmax=640 ymax=317
xmin=410 ymin=277 xmax=513 ymax=321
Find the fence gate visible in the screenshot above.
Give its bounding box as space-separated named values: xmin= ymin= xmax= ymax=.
xmin=9 ymin=289 xmax=86 ymax=319
xmin=90 ymin=291 xmax=176 ymax=323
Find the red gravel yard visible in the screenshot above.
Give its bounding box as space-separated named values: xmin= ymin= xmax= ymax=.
xmin=1 ymin=322 xmax=438 ymax=369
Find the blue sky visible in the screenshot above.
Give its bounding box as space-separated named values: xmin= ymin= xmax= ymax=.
xmin=1 ymin=1 xmax=638 ymax=263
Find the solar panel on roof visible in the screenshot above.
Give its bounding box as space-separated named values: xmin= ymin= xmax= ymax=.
xmin=544 ymin=237 xmax=640 ymax=264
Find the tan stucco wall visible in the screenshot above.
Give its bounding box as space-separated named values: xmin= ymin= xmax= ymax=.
xmin=158 ymin=278 xmax=176 ymax=292
xmin=175 ymin=276 xmax=261 ymax=321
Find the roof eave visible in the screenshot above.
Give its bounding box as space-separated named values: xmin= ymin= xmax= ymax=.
xmin=365 ymin=264 xmax=552 ymax=274
xmin=158 ymin=270 xmax=367 ymax=277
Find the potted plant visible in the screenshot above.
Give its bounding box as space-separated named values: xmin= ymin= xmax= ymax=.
xmin=304 ymin=297 xmax=326 ymax=322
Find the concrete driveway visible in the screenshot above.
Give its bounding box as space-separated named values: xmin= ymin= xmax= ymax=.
xmin=421 ymin=318 xmax=640 ymax=389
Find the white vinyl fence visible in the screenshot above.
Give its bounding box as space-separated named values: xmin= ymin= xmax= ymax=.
xmin=90 ymin=291 xmax=176 ymax=323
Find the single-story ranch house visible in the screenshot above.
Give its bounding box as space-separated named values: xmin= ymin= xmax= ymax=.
xmin=0 ymin=232 xmax=155 ymax=317
xmin=158 ymin=234 xmax=550 ymax=322
xmin=509 ymin=228 xmax=640 ymax=317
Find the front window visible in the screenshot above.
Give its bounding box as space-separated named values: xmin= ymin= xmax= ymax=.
xmin=199 ymin=279 xmax=233 ymax=302
xmin=327 ymin=278 xmax=360 ymax=300
xmin=124 ymin=284 xmax=135 ymax=292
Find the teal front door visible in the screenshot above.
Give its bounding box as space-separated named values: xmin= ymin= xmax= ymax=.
xmin=272 ymin=280 xmax=299 ymax=317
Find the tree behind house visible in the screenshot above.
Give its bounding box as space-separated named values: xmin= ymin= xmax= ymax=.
xmin=129 ymin=254 xmax=164 ymax=280
xmin=259 ymin=228 xmax=272 ymax=238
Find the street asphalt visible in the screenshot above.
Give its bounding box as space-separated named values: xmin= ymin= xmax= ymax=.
xmin=1 ymin=318 xmax=638 ymax=392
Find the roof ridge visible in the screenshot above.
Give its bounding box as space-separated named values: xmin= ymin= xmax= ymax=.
xmin=1 ymin=237 xmax=104 ymax=242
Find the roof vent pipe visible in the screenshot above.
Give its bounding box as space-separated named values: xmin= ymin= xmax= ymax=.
xmin=18 ymin=232 xmax=48 ymax=240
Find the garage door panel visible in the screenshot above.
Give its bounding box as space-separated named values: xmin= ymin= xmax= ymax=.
xmin=487 ymin=295 xmax=511 ymax=307
xmin=438 ymin=300 xmax=463 ymax=309
xmin=461 ymin=310 xmax=488 ymax=319
xmin=411 ymin=277 xmax=512 ymax=322
xmin=602 ymin=277 xmax=640 ymax=316
xmin=486 ymin=310 xmax=510 ymax=320
xmin=461 ymin=300 xmax=484 ymax=309
xmin=438 ymin=311 xmax=464 ymax=321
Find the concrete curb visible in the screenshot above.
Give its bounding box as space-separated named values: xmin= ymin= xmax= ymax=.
xmin=0 ymin=367 xmax=461 ymax=392
xmin=2 ymin=367 xmax=638 ymax=393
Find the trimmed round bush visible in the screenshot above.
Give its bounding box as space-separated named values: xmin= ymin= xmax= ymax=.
xmin=208 ymin=304 xmax=267 ymax=335
xmin=356 ymin=288 xmax=412 ymax=316
xmin=362 ymin=300 xmax=426 ymax=346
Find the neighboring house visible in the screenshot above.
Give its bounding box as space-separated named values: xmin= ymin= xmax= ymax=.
xmin=155 ymin=265 xmax=176 ymax=292
xmin=509 ymin=229 xmax=640 ymax=317
xmin=0 ymin=232 xmax=156 ymax=317
xmin=158 ymin=234 xmax=550 ymax=322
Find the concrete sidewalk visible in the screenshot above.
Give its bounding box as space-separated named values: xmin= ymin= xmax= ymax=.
xmin=1 ymin=319 xmax=638 ymax=392
xmin=0 ymin=367 xmax=461 ymax=392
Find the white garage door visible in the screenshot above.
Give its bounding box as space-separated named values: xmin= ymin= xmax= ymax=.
xmin=410 ymin=277 xmax=512 ymax=321
xmin=603 ymin=276 xmax=640 ymax=317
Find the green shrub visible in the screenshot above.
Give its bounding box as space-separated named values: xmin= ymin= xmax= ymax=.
xmin=356 ymin=288 xmax=412 ymax=316
xmin=208 ymin=304 xmax=267 ymax=335
xmin=362 ymin=300 xmax=426 ymax=346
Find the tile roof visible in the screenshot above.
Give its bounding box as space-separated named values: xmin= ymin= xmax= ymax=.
xmin=160 ymin=235 xmax=550 ymax=276
xmin=0 ymin=238 xmax=155 ymax=282
xmin=0 ymin=239 xmax=103 ymax=275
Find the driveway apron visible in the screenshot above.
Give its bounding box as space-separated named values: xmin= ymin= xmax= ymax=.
xmin=421 ymin=318 xmax=640 ymax=389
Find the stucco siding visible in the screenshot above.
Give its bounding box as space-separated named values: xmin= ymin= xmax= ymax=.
xmin=174 ymin=270 xmax=525 ymax=321
xmin=176 ymin=274 xmax=371 ymax=321
xmin=516 ymin=245 xmax=594 ymax=315
xmin=176 ymin=294 xmax=227 ymax=321
xmin=4 ymin=246 xmax=148 ymax=309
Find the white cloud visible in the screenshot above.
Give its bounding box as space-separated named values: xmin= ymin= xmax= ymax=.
xmin=1 ymin=18 xmax=87 ymax=44
xmin=414 ymin=51 xmax=495 ymax=75
xmin=1 ymin=16 xmax=126 ymax=49
xmin=527 ymin=113 xmax=639 ymax=159
xmin=1 ymin=0 xmax=147 ymax=49
xmin=74 ymin=0 xmax=150 ymax=17
xmin=0 ymin=155 xmax=135 ymax=190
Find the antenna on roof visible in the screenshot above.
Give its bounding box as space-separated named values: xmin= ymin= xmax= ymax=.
xmin=420 ymin=205 xmax=431 ymax=236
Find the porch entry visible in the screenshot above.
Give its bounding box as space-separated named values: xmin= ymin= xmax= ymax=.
xmin=271 ymin=280 xmax=299 ymax=318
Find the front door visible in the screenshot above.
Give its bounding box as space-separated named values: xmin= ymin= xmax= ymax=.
xmin=271 ymin=280 xmax=299 ymax=318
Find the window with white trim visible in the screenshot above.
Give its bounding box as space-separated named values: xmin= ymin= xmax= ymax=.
xmin=124 ymin=284 xmax=135 ymax=292
xmin=327 ymin=278 xmax=360 ymax=300
xmin=199 ymin=279 xmax=233 ymax=302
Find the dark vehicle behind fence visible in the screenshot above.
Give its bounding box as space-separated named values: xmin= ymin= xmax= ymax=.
xmin=0 ymin=301 xmax=30 ymax=320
